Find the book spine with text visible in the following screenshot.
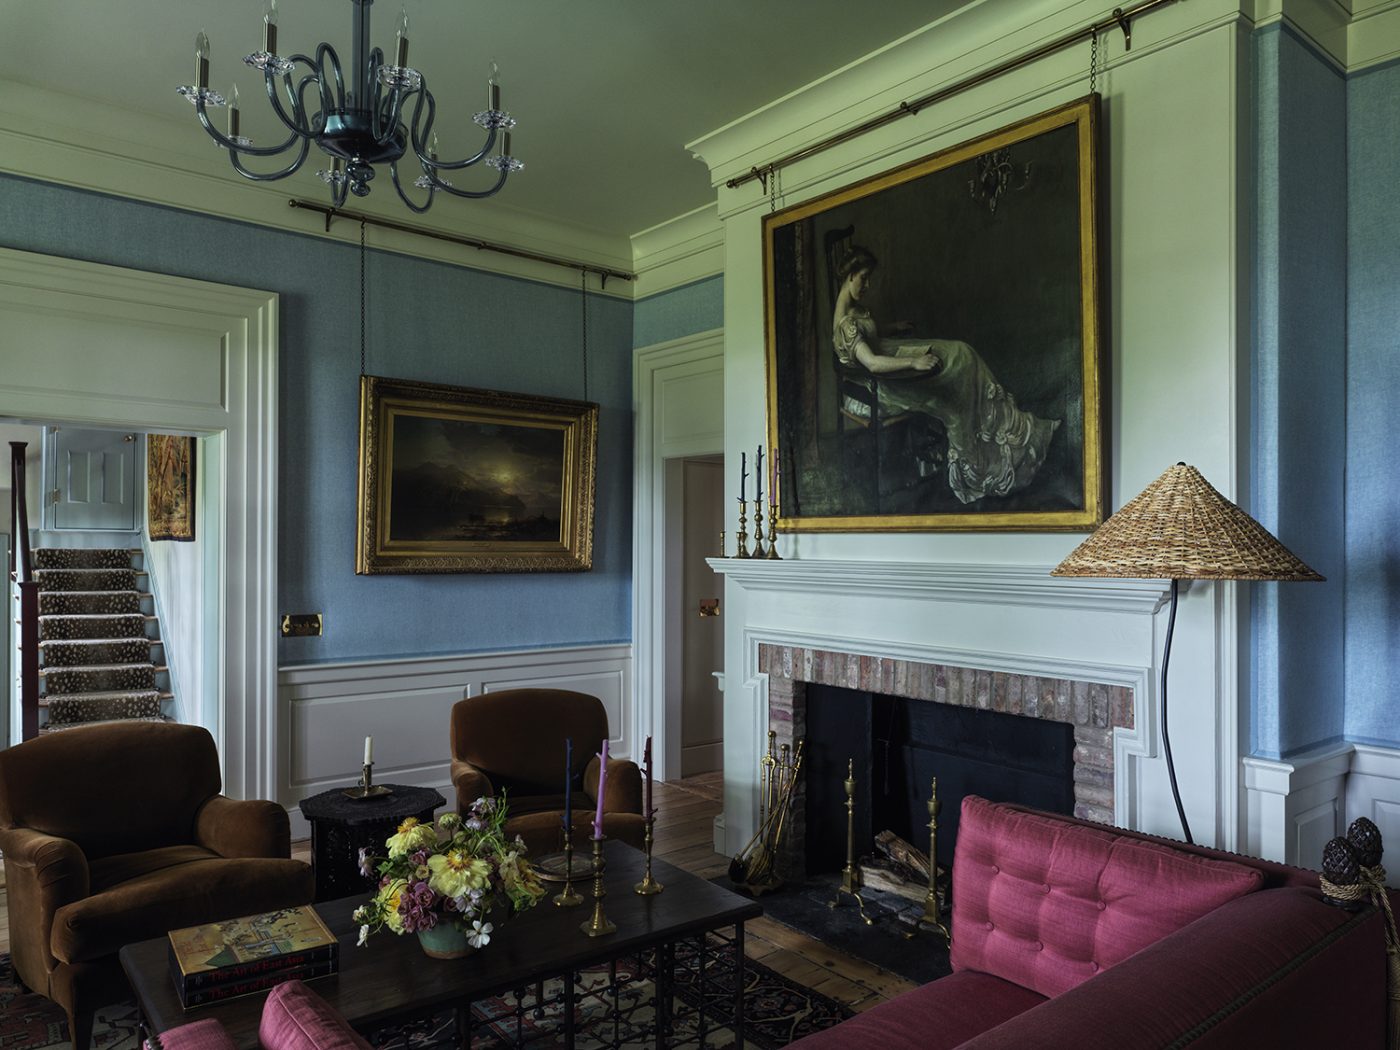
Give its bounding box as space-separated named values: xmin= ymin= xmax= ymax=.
xmin=176 ymin=960 xmax=338 ymax=1009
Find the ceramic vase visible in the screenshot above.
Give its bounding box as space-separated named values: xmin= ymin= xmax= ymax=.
xmin=416 ymin=923 xmax=474 ymax=959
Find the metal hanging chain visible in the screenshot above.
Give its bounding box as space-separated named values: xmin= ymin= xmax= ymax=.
xmin=580 ymin=270 xmax=590 ymax=403
xmin=1089 ymin=27 xmax=1100 ymax=94
xmin=359 ymin=219 xmax=368 ymax=377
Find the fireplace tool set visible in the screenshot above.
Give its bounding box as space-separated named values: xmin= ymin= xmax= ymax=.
xmin=729 ymin=731 xmax=804 ymax=895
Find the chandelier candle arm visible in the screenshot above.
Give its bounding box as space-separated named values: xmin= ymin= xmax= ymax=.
xmin=179 ymin=0 xmax=519 ymax=210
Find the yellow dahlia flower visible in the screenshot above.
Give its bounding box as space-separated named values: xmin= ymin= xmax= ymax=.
xmin=386 ymin=817 xmax=438 ymax=857
xmin=426 ymin=849 xmax=491 ymax=898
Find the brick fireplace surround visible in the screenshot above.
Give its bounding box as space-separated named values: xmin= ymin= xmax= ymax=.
xmin=759 ymin=643 xmax=1135 ymax=880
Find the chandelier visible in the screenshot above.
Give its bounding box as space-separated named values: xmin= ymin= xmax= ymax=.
xmin=177 ymin=0 xmax=521 ymax=212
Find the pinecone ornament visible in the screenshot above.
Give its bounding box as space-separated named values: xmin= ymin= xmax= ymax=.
xmin=1322 ymin=836 xmax=1361 ymax=890
xmin=1346 ymin=817 xmax=1384 ymax=869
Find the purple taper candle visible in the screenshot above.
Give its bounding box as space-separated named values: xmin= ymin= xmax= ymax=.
xmin=562 ymin=737 xmax=573 ymax=833
xmin=643 ymin=735 xmax=653 ymax=819
xmin=593 ymin=738 xmax=609 ymax=839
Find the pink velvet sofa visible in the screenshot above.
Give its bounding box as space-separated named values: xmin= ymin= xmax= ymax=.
xmin=793 ymin=796 xmax=1393 ymax=1049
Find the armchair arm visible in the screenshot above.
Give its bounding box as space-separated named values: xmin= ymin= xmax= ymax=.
xmin=194 ymin=796 xmax=291 ymax=859
xmin=584 ymin=756 xmax=644 ymax=816
xmin=451 ymin=759 xmax=494 ymax=812
xmin=0 ymin=826 xmax=90 ymax=900
xmin=0 ymin=827 xmax=89 ymax=974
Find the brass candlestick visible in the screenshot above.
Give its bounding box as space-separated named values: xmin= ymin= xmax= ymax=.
xmin=580 ymin=835 xmax=616 ymax=937
xmin=752 ymin=500 xmax=768 ymax=557
xmin=905 ymin=777 xmax=950 ymax=943
xmin=735 ymin=500 xmax=751 ymax=558
xmin=343 ymin=761 xmax=391 ymax=800
xmin=634 ymin=814 xmax=664 ymax=895
xmin=553 ymin=821 xmax=583 ymax=907
xmin=829 ymin=758 xmax=873 ymax=924
xmin=766 ymin=505 xmax=780 ymax=559
xmin=719 ymin=531 xmax=727 ymax=558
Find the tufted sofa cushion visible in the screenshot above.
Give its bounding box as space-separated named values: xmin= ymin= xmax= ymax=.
xmin=949 ymin=796 xmax=1263 ymax=998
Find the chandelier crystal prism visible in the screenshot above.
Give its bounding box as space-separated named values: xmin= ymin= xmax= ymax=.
xmin=176 ymin=0 xmax=521 ymax=212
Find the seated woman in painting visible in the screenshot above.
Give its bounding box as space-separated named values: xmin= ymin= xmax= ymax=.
xmin=832 ymin=245 xmax=1059 ymax=504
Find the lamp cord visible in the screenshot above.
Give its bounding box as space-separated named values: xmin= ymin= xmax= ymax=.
xmin=359 ymin=219 xmax=367 ymax=377
xmin=1161 ymin=577 xmax=1193 ymax=844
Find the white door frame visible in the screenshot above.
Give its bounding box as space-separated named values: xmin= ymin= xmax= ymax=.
xmin=632 ymin=329 xmax=724 ymax=781
xmin=0 ymin=248 xmax=278 ymax=801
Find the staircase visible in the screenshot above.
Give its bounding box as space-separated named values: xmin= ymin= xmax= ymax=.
xmin=31 ymin=547 xmax=173 ymax=732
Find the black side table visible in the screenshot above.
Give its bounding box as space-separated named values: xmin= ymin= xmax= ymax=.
xmin=299 ymin=783 xmax=446 ymax=903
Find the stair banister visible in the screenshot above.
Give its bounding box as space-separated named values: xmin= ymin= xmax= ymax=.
xmin=10 ymin=442 xmax=39 ymax=740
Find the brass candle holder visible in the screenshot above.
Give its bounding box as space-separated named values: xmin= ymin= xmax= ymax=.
xmin=634 ymin=813 xmax=664 ymax=895
xmin=766 ymin=505 xmax=781 ymax=559
xmin=580 ymin=835 xmax=617 ymax=937
xmin=719 ymin=531 xmax=727 ymax=558
xmin=735 ymin=500 xmax=751 ymax=558
xmin=905 ymin=777 xmax=950 ymax=943
xmin=828 ymin=758 xmax=873 ymax=925
xmin=553 ymin=821 xmax=583 ymax=908
xmin=752 ymin=499 xmax=768 ymax=558
xmin=342 ymin=761 xmax=391 ymax=800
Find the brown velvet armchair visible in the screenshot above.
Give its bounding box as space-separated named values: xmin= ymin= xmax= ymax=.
xmin=0 ymin=722 xmax=313 ymax=1048
xmin=450 ymin=689 xmax=646 ymax=856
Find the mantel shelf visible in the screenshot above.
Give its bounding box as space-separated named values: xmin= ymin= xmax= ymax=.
xmin=705 ymin=558 xmax=1172 ymax=615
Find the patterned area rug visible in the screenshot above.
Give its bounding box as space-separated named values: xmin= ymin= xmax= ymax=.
xmin=1 ymin=939 xmax=850 ymax=1049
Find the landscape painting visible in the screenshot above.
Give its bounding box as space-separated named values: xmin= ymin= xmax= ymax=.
xmin=356 ymin=375 xmax=597 ymax=573
xmin=763 ymin=95 xmax=1105 ymax=532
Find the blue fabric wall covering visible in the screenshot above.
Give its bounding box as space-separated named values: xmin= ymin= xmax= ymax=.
xmin=1344 ymin=60 xmax=1400 ymax=747
xmin=0 ymin=174 xmax=634 ymax=663
xmin=1250 ymin=26 xmax=1348 ymax=759
xmin=633 ymin=275 xmax=723 ymax=348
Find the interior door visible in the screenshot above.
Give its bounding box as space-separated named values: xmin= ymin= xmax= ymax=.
xmin=45 ymin=426 xmax=141 ymax=531
xmin=680 ymin=458 xmax=724 ymax=776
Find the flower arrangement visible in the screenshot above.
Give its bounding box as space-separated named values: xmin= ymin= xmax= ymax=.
xmin=352 ymin=795 xmax=546 ymax=951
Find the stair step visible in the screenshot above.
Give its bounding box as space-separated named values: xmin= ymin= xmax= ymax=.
xmin=39 ymin=663 xmax=160 ymax=695
xmin=41 ymin=715 xmax=174 ymax=734
xmin=33 ymin=548 xmax=139 ymax=569
xmin=39 ymin=662 xmax=166 ymax=677
xmin=29 ymin=613 xmax=155 ymax=640
xmin=36 ymin=591 xmax=150 ymax=616
xmin=34 ymin=568 xmax=141 ymax=593
xmin=39 ymin=689 xmax=173 ymax=705
xmin=42 ymin=691 xmax=168 ymax=723
xmin=38 ymin=637 xmax=154 ymax=660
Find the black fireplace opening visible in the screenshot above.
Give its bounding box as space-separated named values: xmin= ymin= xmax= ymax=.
xmin=804 ymin=684 xmax=1075 ymax=877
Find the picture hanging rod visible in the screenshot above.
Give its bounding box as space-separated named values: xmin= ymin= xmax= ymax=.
xmin=726 ymin=0 xmax=1176 ymax=192
xmin=287 ymin=199 xmax=636 ymax=286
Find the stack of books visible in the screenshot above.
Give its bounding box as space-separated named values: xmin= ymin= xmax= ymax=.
xmin=167 ymin=905 xmax=339 ymax=1008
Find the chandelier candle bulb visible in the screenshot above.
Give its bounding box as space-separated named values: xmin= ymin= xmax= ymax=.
xmin=262 ymin=0 xmax=278 ymax=55
xmin=228 ymin=84 xmax=240 ymax=138
xmin=394 ymin=8 xmax=410 ymax=67
xmin=195 ymin=31 xmax=211 ymax=91
xmin=488 ymin=61 xmax=501 ymax=111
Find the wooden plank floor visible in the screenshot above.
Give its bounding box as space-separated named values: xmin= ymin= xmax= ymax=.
xmin=0 ymin=773 xmax=916 ymax=1014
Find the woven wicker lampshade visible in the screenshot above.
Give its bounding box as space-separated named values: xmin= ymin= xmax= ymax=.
xmin=1052 ymin=463 xmax=1323 ymax=582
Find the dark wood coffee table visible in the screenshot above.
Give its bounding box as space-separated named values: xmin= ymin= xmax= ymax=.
xmin=120 ymin=841 xmax=761 ymax=1049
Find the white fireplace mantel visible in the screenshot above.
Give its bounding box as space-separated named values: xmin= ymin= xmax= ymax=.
xmin=708 ymin=558 xmax=1172 ymax=615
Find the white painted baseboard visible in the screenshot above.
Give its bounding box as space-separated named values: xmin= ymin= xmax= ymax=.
xmin=1244 ymin=741 xmax=1400 ymax=881
xmin=279 ymin=643 xmax=632 ymax=839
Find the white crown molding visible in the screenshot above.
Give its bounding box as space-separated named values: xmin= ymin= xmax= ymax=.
xmin=686 ymin=0 xmax=1243 ymax=191
xmin=1250 ymin=0 xmax=1352 ymax=65
xmin=708 ymin=558 xmax=1171 ymax=614
xmin=1348 ymin=1 xmax=1400 ymax=69
xmin=630 ymin=203 xmax=725 ymax=299
xmin=0 ymin=79 xmax=636 ymax=296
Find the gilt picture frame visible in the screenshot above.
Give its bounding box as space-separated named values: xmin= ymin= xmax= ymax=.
xmin=355 ymin=375 xmax=598 ymax=574
xmin=764 ymin=95 xmax=1104 ymax=532
xmin=147 ymin=434 xmax=196 ymax=542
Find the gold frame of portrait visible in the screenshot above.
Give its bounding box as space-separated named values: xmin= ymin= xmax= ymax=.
xmin=355 ymin=375 xmax=598 ymax=574
xmin=762 ymin=94 xmax=1104 ymax=533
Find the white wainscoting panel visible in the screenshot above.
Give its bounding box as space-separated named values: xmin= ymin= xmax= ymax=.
xmin=280 ymin=644 xmax=632 ymax=838
xmin=1242 ymin=743 xmax=1352 ymax=866
xmin=1347 ymin=745 xmax=1400 ymax=884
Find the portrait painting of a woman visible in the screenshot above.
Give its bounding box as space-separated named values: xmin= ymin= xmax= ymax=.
xmin=763 ymin=96 xmax=1103 ymax=531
